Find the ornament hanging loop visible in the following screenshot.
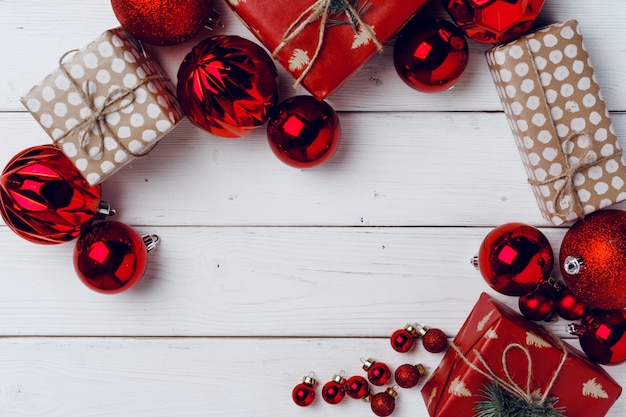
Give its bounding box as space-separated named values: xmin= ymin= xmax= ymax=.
xmin=563 ymin=256 xmax=585 ymax=275
xmin=204 ymin=9 xmax=223 ymax=30
xmin=96 ymin=201 xmax=116 ymax=218
xmin=142 ymin=234 xmax=160 ymax=252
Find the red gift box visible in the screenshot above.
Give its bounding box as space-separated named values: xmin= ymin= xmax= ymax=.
xmin=226 ymin=0 xmax=429 ymax=100
xmin=421 ymin=292 xmax=622 ymax=417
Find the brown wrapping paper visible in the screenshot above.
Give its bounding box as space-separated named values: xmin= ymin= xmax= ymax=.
xmin=21 ymin=27 xmax=184 ymax=186
xmin=486 ymin=20 xmax=626 ymax=225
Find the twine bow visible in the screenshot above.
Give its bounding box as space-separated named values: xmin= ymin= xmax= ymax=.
xmin=272 ymin=0 xmax=383 ymax=89
xmin=55 ymin=49 xmax=164 ymax=161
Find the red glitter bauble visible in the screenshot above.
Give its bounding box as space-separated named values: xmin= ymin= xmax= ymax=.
xmin=345 ymin=375 xmax=369 ymax=399
xmin=0 ymin=145 xmax=104 ymax=244
xmin=177 ymin=35 xmax=279 ymax=138
xmin=560 ymin=210 xmax=626 ymax=310
xmin=74 ymin=221 xmax=157 ymax=294
xmin=393 ymin=17 xmax=469 ymax=93
xmin=390 ymin=324 xmax=418 ymax=353
xmin=370 ymin=388 xmax=398 ymax=417
xmin=394 ymin=363 xmax=426 ymax=389
xmin=111 ymin=0 xmax=215 ymax=46
xmin=475 ymin=222 xmax=553 ymax=296
xmin=554 ymin=285 xmax=588 ymax=321
xmin=267 ymin=96 xmax=341 ymax=168
xmin=421 ymin=327 xmax=449 ymax=353
xmin=292 ymin=375 xmax=317 ymax=407
xmin=568 ymin=309 xmax=626 ymax=365
xmin=442 ymin=0 xmax=545 ymax=44
xmin=322 ymin=374 xmax=346 ymax=405
xmin=362 ymin=358 xmax=391 ymax=386
xmin=518 ymin=285 xmax=554 ymax=321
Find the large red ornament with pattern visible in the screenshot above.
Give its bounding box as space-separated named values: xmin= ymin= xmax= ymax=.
xmin=177 ymin=35 xmax=279 ymax=138
xmin=442 ymin=0 xmax=545 ymax=44
xmin=0 ymin=145 xmax=108 ymax=244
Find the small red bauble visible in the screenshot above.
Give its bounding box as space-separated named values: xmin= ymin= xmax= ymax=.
xmin=292 ymin=374 xmax=317 ymax=407
xmin=370 ymin=387 xmax=398 ymax=417
xmin=554 ymin=285 xmax=588 ymax=321
xmin=110 ymin=0 xmax=216 ymax=46
xmin=518 ymin=285 xmax=555 ymax=321
xmin=560 ymin=210 xmax=626 ymax=310
xmin=390 ymin=324 xmax=419 ymax=353
xmin=442 ymin=0 xmax=545 ymax=44
xmin=322 ymin=374 xmax=346 ymax=404
xmin=267 ymin=96 xmax=341 ymax=168
xmin=418 ymin=325 xmax=449 ymax=353
xmin=568 ymin=309 xmax=626 ymax=365
xmin=394 ymin=17 xmax=469 ymax=93
xmin=73 ymin=221 xmax=159 ymax=294
xmin=362 ymin=358 xmax=391 ymax=386
xmin=0 ymin=145 xmax=110 ymax=244
xmin=473 ymin=222 xmax=553 ymax=296
xmin=177 ymin=35 xmax=279 ymax=138
xmin=394 ymin=363 xmax=426 ymax=389
xmin=345 ymin=375 xmax=370 ymax=399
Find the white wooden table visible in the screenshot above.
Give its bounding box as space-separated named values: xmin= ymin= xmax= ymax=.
xmin=1 ymin=1 xmax=625 ymax=416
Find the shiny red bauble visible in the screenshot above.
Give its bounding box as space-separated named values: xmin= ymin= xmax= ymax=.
xmin=74 ymin=221 xmax=157 ymax=294
xmin=177 ymin=35 xmax=279 ymax=138
xmin=345 ymin=375 xmax=370 ymax=399
xmin=292 ymin=374 xmax=317 ymax=407
xmin=554 ymin=285 xmax=588 ymax=321
xmin=560 ymin=210 xmax=626 ymax=310
xmin=518 ymin=285 xmax=554 ymax=321
xmin=568 ymin=309 xmax=626 ymax=365
xmin=393 ymin=17 xmax=469 ymax=93
xmin=442 ymin=0 xmax=545 ymax=44
xmin=362 ymin=358 xmax=392 ymax=386
xmin=475 ymin=222 xmax=553 ymax=296
xmin=394 ymin=363 xmax=426 ymax=389
xmin=322 ymin=374 xmax=346 ymax=405
xmin=390 ymin=324 xmax=418 ymax=353
xmin=267 ymin=96 xmax=341 ymax=168
xmin=370 ymin=388 xmax=398 ymax=417
xmin=111 ymin=0 xmax=216 ymax=46
xmin=0 ymin=145 xmax=106 ymax=244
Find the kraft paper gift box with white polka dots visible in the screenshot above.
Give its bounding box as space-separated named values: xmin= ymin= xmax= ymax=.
xmin=486 ymin=20 xmax=626 ymax=226
xmin=21 ymin=27 xmax=184 ymax=186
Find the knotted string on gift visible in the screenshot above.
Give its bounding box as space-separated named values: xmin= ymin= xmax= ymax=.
xmin=272 ymin=0 xmax=383 ymax=88
xmin=55 ymin=49 xmax=166 ymax=161
xmin=450 ymin=338 xmax=567 ymax=407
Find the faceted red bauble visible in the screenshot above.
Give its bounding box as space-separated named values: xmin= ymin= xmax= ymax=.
xmin=390 ymin=325 xmax=417 ymax=353
xmin=345 ymin=375 xmax=369 ymax=399
xmin=393 ymin=17 xmax=469 ymax=93
xmin=476 ymin=222 xmax=553 ymax=296
xmin=267 ymin=96 xmax=341 ymax=168
xmin=111 ymin=0 xmax=215 ymax=46
xmin=421 ymin=327 xmax=449 ymax=353
xmin=518 ymin=286 xmax=554 ymax=321
xmin=560 ymin=210 xmax=626 ymax=310
xmin=362 ymin=358 xmax=391 ymax=386
xmin=0 ymin=145 xmax=102 ymax=244
xmin=394 ymin=363 xmax=426 ymax=389
xmin=177 ymin=35 xmax=279 ymax=138
xmin=322 ymin=374 xmax=346 ymax=405
xmin=442 ymin=0 xmax=545 ymax=44
xmin=292 ymin=375 xmax=317 ymax=407
xmin=568 ymin=309 xmax=626 ymax=365
xmin=370 ymin=388 xmax=398 ymax=417
xmin=74 ymin=221 xmax=153 ymax=294
xmin=554 ymin=285 xmax=588 ymax=321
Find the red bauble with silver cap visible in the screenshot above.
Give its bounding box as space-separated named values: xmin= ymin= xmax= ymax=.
xmin=322 ymin=373 xmax=346 ymax=404
xmin=568 ymin=309 xmax=626 ymax=365
xmin=362 ymin=358 xmax=391 ymax=386
xmin=345 ymin=375 xmax=370 ymax=399
xmin=292 ymin=373 xmax=317 ymax=407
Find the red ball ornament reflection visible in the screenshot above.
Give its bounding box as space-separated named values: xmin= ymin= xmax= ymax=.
xmin=568 ymin=309 xmax=626 ymax=365
xmin=322 ymin=374 xmax=346 ymax=404
xmin=554 ymin=285 xmax=588 ymax=320
xmin=292 ymin=374 xmax=317 ymax=407
xmin=74 ymin=221 xmax=159 ymax=294
xmin=394 ymin=363 xmax=426 ymax=389
xmin=442 ymin=0 xmax=545 ymax=44
xmin=111 ymin=0 xmax=217 ymax=46
xmin=362 ymin=358 xmax=391 ymax=386
xmin=394 ymin=17 xmax=469 ymax=93
xmin=267 ymin=96 xmax=341 ymax=168
xmin=177 ymin=35 xmax=279 ymax=138
xmin=560 ymin=210 xmax=626 ymax=310
xmin=370 ymin=388 xmax=398 ymax=417
xmin=473 ymin=222 xmax=553 ymax=296
xmin=390 ymin=324 xmax=418 ymax=353
xmin=518 ymin=285 xmax=554 ymax=321
xmin=345 ymin=375 xmax=370 ymax=399
xmin=0 ymin=145 xmax=111 ymax=244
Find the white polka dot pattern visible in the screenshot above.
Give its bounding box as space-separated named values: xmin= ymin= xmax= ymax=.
xmin=486 ymin=20 xmax=626 ymax=225
xmin=20 ymin=27 xmax=184 ymax=186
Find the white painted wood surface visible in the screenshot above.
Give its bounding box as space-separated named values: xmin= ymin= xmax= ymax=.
xmin=1 ymin=1 xmax=626 ymax=416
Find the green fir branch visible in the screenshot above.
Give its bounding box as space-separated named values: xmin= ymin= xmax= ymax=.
xmin=473 ymin=383 xmax=566 ymax=417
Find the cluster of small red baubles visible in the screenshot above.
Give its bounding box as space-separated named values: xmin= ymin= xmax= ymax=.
xmin=390 ymin=323 xmax=448 ymax=354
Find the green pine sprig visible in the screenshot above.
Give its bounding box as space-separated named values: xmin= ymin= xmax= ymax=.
xmin=473 ymin=383 xmax=566 ymax=417
xmin=327 ymin=0 xmax=372 ymax=31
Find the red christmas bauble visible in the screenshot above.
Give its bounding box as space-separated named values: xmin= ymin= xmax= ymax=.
xmin=518 ymin=285 xmax=554 ymax=321
xmin=421 ymin=327 xmax=449 ymax=353
xmin=177 ymin=35 xmax=279 ymax=138
xmin=554 ymin=285 xmax=588 ymax=321
xmin=390 ymin=324 xmax=418 ymax=353
xmin=370 ymin=388 xmax=398 ymax=417
xmin=568 ymin=309 xmax=626 ymax=365
xmin=475 ymin=223 xmax=553 ymax=296
xmin=442 ymin=0 xmax=545 ymax=44
xmin=393 ymin=17 xmax=469 ymax=93
xmin=267 ymin=96 xmax=341 ymax=168
xmin=292 ymin=375 xmax=317 ymax=407
xmin=110 ymin=0 xmax=216 ymax=46
xmin=0 ymin=145 xmax=104 ymax=244
xmin=560 ymin=210 xmax=626 ymax=310
xmin=322 ymin=374 xmax=346 ymax=404
xmin=362 ymin=358 xmax=391 ymax=386
xmin=394 ymin=363 xmax=426 ymax=389
xmin=345 ymin=375 xmax=369 ymax=399
xmin=74 ymin=221 xmax=157 ymax=294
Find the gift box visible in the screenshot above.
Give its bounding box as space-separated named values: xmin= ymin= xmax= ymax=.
xmin=486 ymin=20 xmax=626 ymax=225
xmin=21 ymin=27 xmax=184 ymax=186
xmin=226 ymin=0 xmax=429 ymax=100
xmin=421 ymin=292 xmax=622 ymax=417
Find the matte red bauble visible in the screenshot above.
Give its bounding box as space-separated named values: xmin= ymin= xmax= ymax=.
xmin=322 ymin=374 xmax=346 ymax=405
xmin=473 ymin=223 xmax=553 ymax=296
xmin=345 ymin=375 xmax=369 ymax=399
xmin=177 ymin=35 xmax=279 ymax=138
xmin=568 ymin=309 xmax=626 ymax=365
xmin=0 ymin=145 xmax=110 ymax=244
xmin=560 ymin=210 xmax=626 ymax=310
xmin=518 ymin=285 xmax=554 ymax=322
xmin=394 ymin=363 xmax=426 ymax=389
xmin=393 ymin=17 xmax=469 ymax=93
xmin=267 ymin=96 xmax=341 ymax=168
xmin=111 ymin=0 xmax=216 ymax=46
xmin=442 ymin=0 xmax=545 ymax=44
xmin=74 ymin=221 xmax=159 ymax=294
xmin=419 ymin=325 xmax=449 ymax=353
xmin=292 ymin=374 xmax=317 ymax=407
xmin=370 ymin=388 xmax=398 ymax=417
